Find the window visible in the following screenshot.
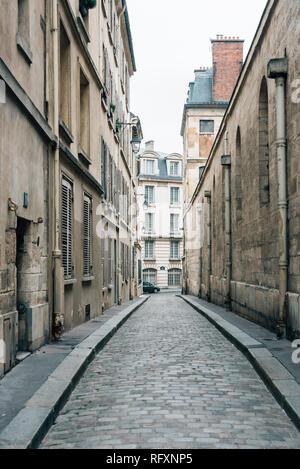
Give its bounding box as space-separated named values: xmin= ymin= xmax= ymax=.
xmin=107 ymin=238 xmax=112 ymax=284
xmin=259 ymin=77 xmax=270 ymax=205
xmin=170 ymin=162 xmax=179 ymax=176
xmin=18 ymin=0 xmax=30 ymax=45
xmin=83 ymin=194 xmax=92 ymax=277
xmin=101 ymin=138 xmax=107 ymax=197
xmin=170 ymin=187 xmax=180 ymax=205
xmin=145 ymin=241 xmax=154 ymax=259
xmin=60 ymin=22 xmax=71 ymax=128
xmin=145 ymin=213 xmax=154 ymax=233
xmin=168 ymin=269 xmax=182 ymax=287
xmin=101 ymin=237 xmax=106 ymax=286
xmin=170 ymin=214 xmax=179 ymax=233
xmin=170 ymin=241 xmax=180 ymax=260
xmin=200 ymin=120 xmax=214 ymax=134
xmin=145 ymin=186 xmax=155 ymax=205
xmin=80 ymin=69 xmax=90 ymax=154
xmin=138 ymin=260 xmax=142 ymax=284
xmin=143 ymin=269 xmax=157 ymax=284
xmin=62 ymin=179 xmax=73 ymax=279
xmin=145 ymin=160 xmax=155 ymax=175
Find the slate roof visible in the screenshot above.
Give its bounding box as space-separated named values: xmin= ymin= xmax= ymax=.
xmin=138 ymin=152 xmax=183 ymax=182
xmin=187 ymin=69 xmax=213 ymax=104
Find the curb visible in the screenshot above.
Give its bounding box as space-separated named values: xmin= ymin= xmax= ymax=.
xmin=0 ymin=295 xmax=150 ymax=449
xmin=179 ymin=295 xmax=300 ymax=432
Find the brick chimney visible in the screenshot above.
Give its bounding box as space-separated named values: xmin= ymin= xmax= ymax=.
xmin=211 ymin=36 xmax=244 ymax=102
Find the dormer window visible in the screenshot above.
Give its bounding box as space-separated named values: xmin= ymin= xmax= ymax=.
xmin=170 ymin=161 xmax=179 ymax=176
xmin=145 ymin=159 xmax=155 ymax=175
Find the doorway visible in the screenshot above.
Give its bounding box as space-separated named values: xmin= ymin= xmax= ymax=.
xmin=16 ymin=217 xmax=31 ymax=351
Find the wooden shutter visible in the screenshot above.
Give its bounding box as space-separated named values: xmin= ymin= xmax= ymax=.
xmin=83 ymin=194 xmax=91 ymax=277
xmin=62 ymin=179 xmax=72 ymax=279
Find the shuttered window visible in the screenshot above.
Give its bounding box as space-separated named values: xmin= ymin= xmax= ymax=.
xmin=145 ymin=160 xmax=155 ymax=175
xmin=108 ymin=238 xmax=112 ymax=284
xmin=145 ymin=241 xmax=154 ymax=259
xmin=145 ymin=213 xmax=154 ymax=233
xmin=101 ymin=237 xmax=106 ymax=286
xmin=170 ymin=187 xmax=180 ymax=205
xmin=145 ymin=186 xmax=154 ymax=205
xmin=101 ymin=138 xmax=107 ymax=198
xmin=170 ymin=162 xmax=179 ymax=176
xmin=83 ymin=194 xmax=92 ymax=277
xmin=170 ymin=241 xmax=180 ymax=259
xmin=170 ymin=214 xmax=179 ymax=233
xmin=62 ymin=178 xmax=73 ymax=279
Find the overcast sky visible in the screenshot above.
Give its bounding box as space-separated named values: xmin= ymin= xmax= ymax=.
xmin=126 ymin=0 xmax=268 ymax=154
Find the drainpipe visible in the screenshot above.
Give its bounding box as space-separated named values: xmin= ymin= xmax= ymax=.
xmin=268 ymin=58 xmax=288 ymax=338
xmin=51 ymin=0 xmax=63 ymax=337
xmin=204 ymin=191 xmax=211 ymax=302
xmin=222 ymin=131 xmax=232 ymax=311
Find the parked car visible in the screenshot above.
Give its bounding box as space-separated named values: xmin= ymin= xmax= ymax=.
xmin=143 ymin=282 xmax=160 ymax=294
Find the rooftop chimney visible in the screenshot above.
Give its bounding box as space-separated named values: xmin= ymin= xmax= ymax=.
xmin=211 ymin=36 xmax=244 ymax=102
xmin=145 ymin=140 xmax=154 ymax=151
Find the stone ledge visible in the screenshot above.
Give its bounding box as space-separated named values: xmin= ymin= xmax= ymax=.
xmin=0 ymin=295 xmax=150 ymax=449
xmin=179 ymin=294 xmax=300 ymax=432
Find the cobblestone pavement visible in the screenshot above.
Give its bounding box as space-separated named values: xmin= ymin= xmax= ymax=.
xmin=40 ymin=294 xmax=300 ymax=449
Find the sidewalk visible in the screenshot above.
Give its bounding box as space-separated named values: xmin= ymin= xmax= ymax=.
xmin=0 ymin=295 xmax=149 ymax=448
xmin=179 ymin=294 xmax=300 ymax=431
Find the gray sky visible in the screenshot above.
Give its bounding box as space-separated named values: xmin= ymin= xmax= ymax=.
xmin=126 ymin=0 xmax=268 ymax=154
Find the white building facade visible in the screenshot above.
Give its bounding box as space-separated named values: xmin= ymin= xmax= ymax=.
xmin=137 ymin=142 xmax=183 ymax=290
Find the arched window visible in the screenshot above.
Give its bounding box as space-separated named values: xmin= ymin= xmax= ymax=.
xmin=235 ymin=127 xmax=242 ymax=222
xmin=168 ymin=269 xmax=182 ymax=287
xmin=143 ymin=269 xmax=157 ymax=284
xmin=259 ymin=77 xmax=270 ymax=205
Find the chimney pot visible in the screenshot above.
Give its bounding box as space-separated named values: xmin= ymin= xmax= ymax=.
xmin=145 ymin=140 xmax=154 ymax=151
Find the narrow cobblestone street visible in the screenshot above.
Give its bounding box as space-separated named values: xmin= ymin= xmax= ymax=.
xmin=40 ymin=294 xmax=300 ymax=449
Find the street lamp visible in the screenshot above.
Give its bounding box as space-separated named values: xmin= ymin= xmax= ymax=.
xmin=131 ymin=134 xmax=141 ymax=155
xmin=116 ymin=118 xmax=142 ymax=155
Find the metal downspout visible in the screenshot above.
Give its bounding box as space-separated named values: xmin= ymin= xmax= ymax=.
xmin=51 ymin=0 xmax=63 ymax=337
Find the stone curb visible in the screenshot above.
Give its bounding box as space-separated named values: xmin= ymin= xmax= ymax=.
xmin=0 ymin=295 xmax=150 ymax=449
xmin=179 ymin=295 xmax=300 ymax=432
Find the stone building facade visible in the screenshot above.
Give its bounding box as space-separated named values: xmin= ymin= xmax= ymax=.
xmin=137 ymin=142 xmax=183 ymax=289
xmin=183 ymin=0 xmax=300 ymax=340
xmin=0 ymin=0 xmax=142 ymax=377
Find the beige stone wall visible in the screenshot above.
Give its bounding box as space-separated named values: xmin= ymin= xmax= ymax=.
xmin=0 ymin=0 xmax=50 ymax=374
xmin=0 ymin=0 xmax=140 ymax=376
xmin=184 ymin=0 xmax=300 ymax=339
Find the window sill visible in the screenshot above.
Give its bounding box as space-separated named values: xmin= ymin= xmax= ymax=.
xmin=82 ymin=276 xmax=95 ymax=283
xmin=170 ymin=258 xmax=181 ymax=262
xmin=16 ymin=33 xmax=32 ymax=65
xmin=144 ymin=258 xmax=156 ymax=262
xmin=77 ymin=15 xmax=91 ymax=43
xmin=101 ymin=0 xmax=108 ymax=17
xmin=59 ymin=119 xmax=74 ymax=145
xmin=78 ymin=148 xmax=92 ymax=166
xmin=64 ymin=278 xmax=77 ymax=286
